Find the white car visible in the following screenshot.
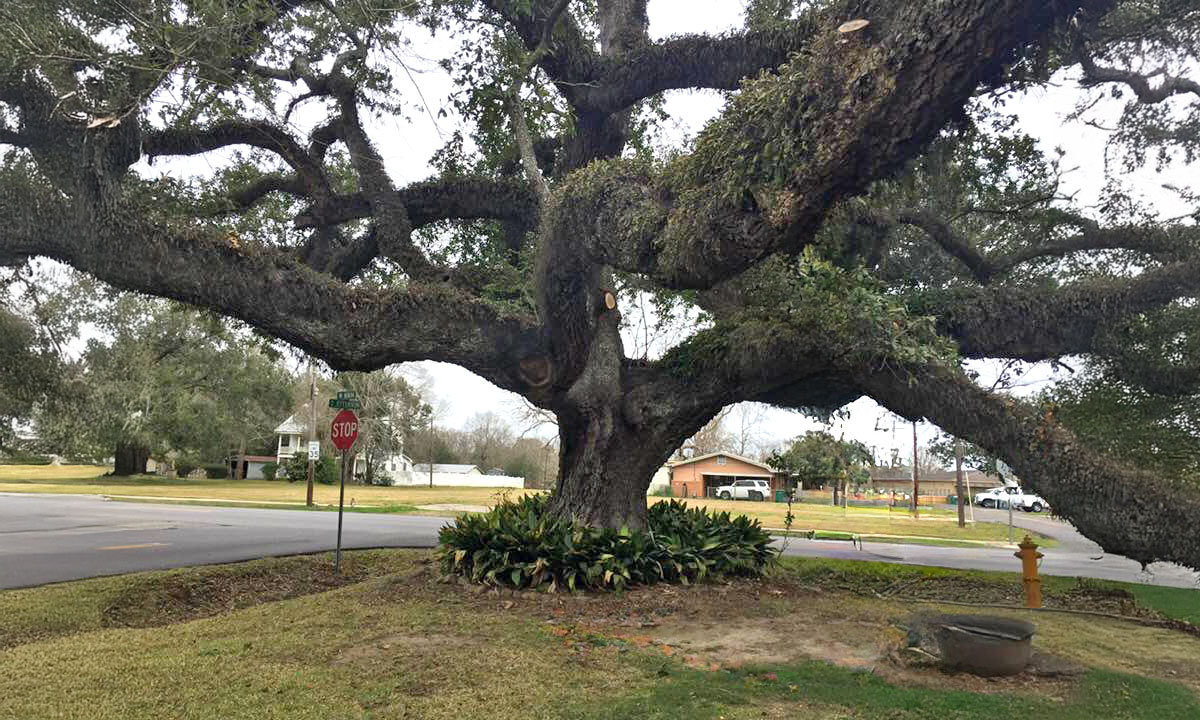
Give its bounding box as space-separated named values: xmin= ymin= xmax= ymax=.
xmin=973 ymin=486 xmax=1049 ymax=513
xmin=715 ymin=479 xmax=772 ymax=501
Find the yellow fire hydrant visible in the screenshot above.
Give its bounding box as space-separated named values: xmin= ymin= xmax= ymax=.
xmin=1015 ymin=535 xmax=1044 ymax=608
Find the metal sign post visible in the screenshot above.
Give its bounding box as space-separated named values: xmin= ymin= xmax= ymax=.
xmin=336 ymin=447 xmax=350 ymax=573
xmin=330 ymin=404 xmax=359 ymax=574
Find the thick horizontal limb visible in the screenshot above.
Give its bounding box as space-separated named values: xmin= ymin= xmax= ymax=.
xmin=855 ymin=361 xmax=1200 ymax=570
xmin=576 ymin=21 xmax=820 ymax=113
xmin=931 ymin=257 xmax=1200 ymax=360
xmin=0 ymin=179 xmax=544 ymax=389
xmin=294 ymin=175 xmax=539 ymax=231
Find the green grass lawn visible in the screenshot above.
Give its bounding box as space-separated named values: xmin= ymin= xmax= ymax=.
xmin=0 ymin=550 xmax=1197 ymax=719
xmin=0 ymin=465 xmax=1050 ymax=546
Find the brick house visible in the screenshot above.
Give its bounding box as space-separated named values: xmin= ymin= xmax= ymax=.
xmin=669 ymin=452 xmax=784 ymax=499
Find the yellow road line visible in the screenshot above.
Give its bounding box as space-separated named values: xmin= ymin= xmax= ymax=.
xmin=97 ymin=542 xmax=169 ymax=551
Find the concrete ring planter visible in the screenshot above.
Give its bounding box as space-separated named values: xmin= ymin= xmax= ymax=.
xmin=934 ymin=615 xmax=1035 ymax=676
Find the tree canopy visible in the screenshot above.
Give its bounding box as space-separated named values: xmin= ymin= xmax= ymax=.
xmin=21 ymin=277 xmax=295 ymax=471
xmin=769 ymin=431 xmax=872 ymax=491
xmin=2 ymin=0 xmax=1200 ymax=568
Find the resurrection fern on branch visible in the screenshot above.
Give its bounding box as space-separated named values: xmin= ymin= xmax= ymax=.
xmin=437 ymin=495 xmax=776 ymax=591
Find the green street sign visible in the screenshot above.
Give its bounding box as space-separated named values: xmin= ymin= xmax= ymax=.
xmin=328 ymin=390 xmax=362 ymax=409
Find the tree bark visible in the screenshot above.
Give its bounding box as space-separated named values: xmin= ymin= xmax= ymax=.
xmin=233 ymin=437 xmax=246 ymax=481
xmin=550 ymin=408 xmax=674 ymax=530
xmin=113 ymin=439 xmax=149 ymax=476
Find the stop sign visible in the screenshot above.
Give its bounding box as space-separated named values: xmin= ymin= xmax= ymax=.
xmin=330 ymin=410 xmax=359 ymax=451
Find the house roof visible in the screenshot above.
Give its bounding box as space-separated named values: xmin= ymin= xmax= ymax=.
xmin=670 ymin=451 xmax=777 ymax=474
xmin=868 ymin=466 xmax=1005 ymax=484
xmin=234 ymin=454 xmax=276 ymax=463
xmin=413 ymin=463 xmax=480 ymax=474
xmin=274 ymin=415 xmax=307 ymax=434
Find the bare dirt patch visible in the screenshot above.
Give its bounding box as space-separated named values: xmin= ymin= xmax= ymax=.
xmin=371 ymin=562 xmax=1197 ymax=699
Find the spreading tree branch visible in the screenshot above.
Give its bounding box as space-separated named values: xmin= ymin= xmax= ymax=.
xmin=143 ymin=120 xmax=328 ymax=195
xmin=561 ymin=0 xmax=1118 ymax=290
xmin=891 ymin=210 xmax=1193 ymax=283
xmin=0 ymin=179 xmax=544 ymax=388
xmin=1078 ymin=46 xmax=1200 ymax=103
xmin=932 ymin=256 xmax=1200 ymax=360
xmin=855 ymin=361 xmax=1200 ymax=569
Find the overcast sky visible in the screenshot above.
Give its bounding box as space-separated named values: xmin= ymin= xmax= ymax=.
xmin=32 ymin=2 xmax=1196 ymax=466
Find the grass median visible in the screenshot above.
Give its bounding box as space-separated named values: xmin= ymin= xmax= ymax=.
xmin=1 ymin=550 xmax=1197 ymax=719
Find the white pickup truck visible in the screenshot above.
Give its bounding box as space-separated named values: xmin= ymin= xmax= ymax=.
xmin=973 ymin=486 xmax=1049 ymax=513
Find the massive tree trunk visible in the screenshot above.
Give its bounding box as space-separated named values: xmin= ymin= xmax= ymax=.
xmin=113 ymin=439 xmax=149 ymax=476
xmin=552 ymin=409 xmax=674 ymax=530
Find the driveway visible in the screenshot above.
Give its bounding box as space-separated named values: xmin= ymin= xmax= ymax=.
xmin=1 ymin=493 xmax=1197 ymax=590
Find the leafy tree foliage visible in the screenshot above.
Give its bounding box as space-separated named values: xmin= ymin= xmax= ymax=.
xmin=2 ymin=0 xmax=1200 ymax=569
xmin=769 ymin=431 xmax=872 ymax=493
xmin=31 ymin=284 xmax=293 ymax=472
xmin=0 ymin=305 xmax=59 ymax=453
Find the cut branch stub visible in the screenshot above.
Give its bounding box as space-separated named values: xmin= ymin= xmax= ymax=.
xmin=519 ymin=355 xmax=554 ymax=388
xmin=601 ymin=289 xmax=617 ymax=312
xmin=838 ymin=19 xmax=871 ymax=34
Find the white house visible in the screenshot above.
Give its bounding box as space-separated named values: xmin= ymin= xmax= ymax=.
xmin=274 ymin=415 xmax=307 ymax=464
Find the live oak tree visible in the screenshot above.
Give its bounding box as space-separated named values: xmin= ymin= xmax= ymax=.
xmin=3 ymin=1 xmax=1200 ymax=569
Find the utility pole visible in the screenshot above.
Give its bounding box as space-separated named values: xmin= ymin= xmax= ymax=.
xmin=428 ymin=408 xmax=434 ymax=488
xmin=911 ymin=421 xmax=919 ymax=514
xmin=955 ymin=440 xmax=966 ymax=528
xmin=306 ymin=362 xmax=316 ymax=507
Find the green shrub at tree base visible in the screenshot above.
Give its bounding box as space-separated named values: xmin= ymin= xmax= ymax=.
xmin=437 ymin=496 xmax=776 ymax=592
xmin=174 ymin=463 xmax=196 ymax=478
xmin=203 ymin=463 xmax=229 ymax=480
xmin=261 ymin=461 xmax=278 ymax=481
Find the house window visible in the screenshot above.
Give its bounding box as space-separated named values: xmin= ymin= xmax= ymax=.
xmin=716 ymin=455 xmax=727 ymax=466
xmin=280 ymin=435 xmax=291 ymax=448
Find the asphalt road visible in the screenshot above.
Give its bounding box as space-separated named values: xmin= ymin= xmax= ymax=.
xmin=2 ymin=493 xmax=1198 ymax=590
xmin=0 ymin=493 xmax=445 ymax=589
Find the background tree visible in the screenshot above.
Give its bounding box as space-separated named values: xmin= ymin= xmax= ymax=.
xmin=3 ymin=0 xmax=1200 ymax=568
xmin=0 ymin=306 xmax=59 ymax=454
xmin=769 ymin=431 xmax=872 ymax=505
xmin=32 ymin=288 xmax=293 ymax=473
xmin=328 ymin=368 xmax=430 ymax=484
xmin=683 ymin=408 xmax=734 ymax=457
